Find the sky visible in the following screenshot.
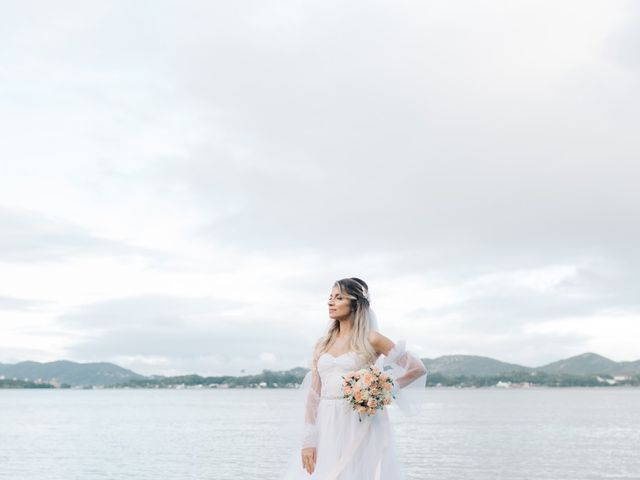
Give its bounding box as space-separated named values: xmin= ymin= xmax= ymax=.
xmin=1 ymin=1 xmax=639 ymax=377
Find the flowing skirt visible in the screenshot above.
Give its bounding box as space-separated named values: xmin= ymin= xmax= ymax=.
xmin=279 ymin=396 xmax=407 ymax=479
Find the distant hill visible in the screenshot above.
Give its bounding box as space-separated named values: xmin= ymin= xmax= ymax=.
xmin=422 ymin=355 xmax=531 ymax=376
xmin=0 ymin=360 xmax=146 ymax=386
xmin=420 ymin=352 xmax=640 ymax=377
xmin=2 ymin=352 xmax=639 ymax=388
xmin=536 ymin=352 xmax=640 ymax=375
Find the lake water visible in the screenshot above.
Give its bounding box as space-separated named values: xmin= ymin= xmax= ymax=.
xmin=1 ymin=388 xmax=638 ymax=479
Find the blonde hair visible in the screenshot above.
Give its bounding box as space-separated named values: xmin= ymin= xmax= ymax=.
xmin=311 ymin=277 xmax=378 ymax=371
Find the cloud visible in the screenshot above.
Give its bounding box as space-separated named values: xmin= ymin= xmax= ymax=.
xmin=603 ymin=1 xmax=640 ymax=72
xmin=0 ymin=206 xmax=161 ymax=263
xmin=63 ymin=0 xmax=636 ymax=281
xmin=2 ymin=1 xmax=638 ymax=274
xmin=1 ymin=1 xmax=638 ymax=371
xmin=0 ymin=294 xmax=50 ymax=312
xmin=408 ymin=263 xmax=640 ymax=331
xmin=56 ymin=294 xmax=315 ymax=376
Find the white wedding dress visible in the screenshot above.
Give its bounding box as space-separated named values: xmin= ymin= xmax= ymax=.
xmin=279 ymin=340 xmax=428 ymax=480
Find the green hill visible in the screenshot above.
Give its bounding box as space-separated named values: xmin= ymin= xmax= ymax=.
xmin=3 ymin=352 xmax=639 ymax=388
xmin=0 ymin=360 xmax=146 ymax=386
xmin=422 ymin=354 xmax=531 ymax=376
xmin=537 ymin=352 xmax=640 ymax=375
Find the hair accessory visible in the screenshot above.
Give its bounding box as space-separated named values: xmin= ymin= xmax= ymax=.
xmin=362 ymin=288 xmax=370 ymax=302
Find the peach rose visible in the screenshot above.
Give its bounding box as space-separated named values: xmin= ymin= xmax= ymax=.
xmin=363 ymin=373 xmax=374 ymax=386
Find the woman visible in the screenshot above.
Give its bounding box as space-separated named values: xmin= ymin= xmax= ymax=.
xmin=280 ymin=277 xmax=428 ymax=479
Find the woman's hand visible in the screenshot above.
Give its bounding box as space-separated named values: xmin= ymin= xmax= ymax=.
xmin=301 ymin=446 xmax=317 ymax=474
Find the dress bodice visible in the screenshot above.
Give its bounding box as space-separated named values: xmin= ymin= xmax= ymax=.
xmin=317 ymin=351 xmax=364 ymax=397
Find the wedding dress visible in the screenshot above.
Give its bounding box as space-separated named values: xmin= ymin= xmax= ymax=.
xmin=279 ymin=339 xmax=428 ymax=480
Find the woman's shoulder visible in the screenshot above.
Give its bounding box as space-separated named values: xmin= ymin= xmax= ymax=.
xmin=367 ymin=331 xmax=394 ymax=355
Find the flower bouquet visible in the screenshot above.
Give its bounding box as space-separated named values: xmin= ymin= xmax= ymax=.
xmin=341 ymin=365 xmax=395 ymax=422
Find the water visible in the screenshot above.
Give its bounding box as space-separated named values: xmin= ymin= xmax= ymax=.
xmin=1 ymin=388 xmax=638 ymax=479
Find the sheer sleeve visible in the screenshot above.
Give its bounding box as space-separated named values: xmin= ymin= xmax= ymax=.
xmin=384 ymin=339 xmax=427 ymax=388
xmin=300 ymin=363 xmax=322 ymax=449
xmin=376 ymin=339 xmax=428 ymax=416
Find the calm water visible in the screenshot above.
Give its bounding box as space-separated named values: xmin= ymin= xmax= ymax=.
xmin=1 ymin=388 xmax=638 ymax=480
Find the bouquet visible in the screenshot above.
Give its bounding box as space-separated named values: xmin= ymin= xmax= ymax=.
xmin=341 ymin=365 xmax=395 ymax=422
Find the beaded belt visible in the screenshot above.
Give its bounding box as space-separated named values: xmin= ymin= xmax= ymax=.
xmin=320 ymin=394 xmax=344 ymax=400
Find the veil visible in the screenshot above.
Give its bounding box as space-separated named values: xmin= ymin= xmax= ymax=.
xmin=369 ymin=308 xmax=380 ymax=333
xmin=368 ymin=308 xmax=428 ymax=418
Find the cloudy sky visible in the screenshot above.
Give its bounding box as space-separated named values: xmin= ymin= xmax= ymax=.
xmin=1 ymin=1 xmax=639 ymax=376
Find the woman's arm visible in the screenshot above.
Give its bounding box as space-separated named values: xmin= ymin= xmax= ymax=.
xmin=369 ymin=331 xmax=427 ymax=388
xmin=300 ymin=361 xmax=321 ymax=474
xmin=301 ymin=361 xmax=322 ymax=448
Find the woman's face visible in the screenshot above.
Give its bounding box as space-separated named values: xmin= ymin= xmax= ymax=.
xmin=328 ymin=285 xmax=352 ymax=320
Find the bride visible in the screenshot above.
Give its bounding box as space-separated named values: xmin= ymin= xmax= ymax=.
xmin=280 ymin=277 xmax=428 ymax=479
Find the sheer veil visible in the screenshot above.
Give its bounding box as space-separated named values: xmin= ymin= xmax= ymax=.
xmin=368 ymin=308 xmax=380 ymax=333
xmin=368 ymin=308 xmax=428 ymax=418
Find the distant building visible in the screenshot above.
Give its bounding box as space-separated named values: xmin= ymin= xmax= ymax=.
xmin=596 ymin=376 xmax=616 ymax=385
